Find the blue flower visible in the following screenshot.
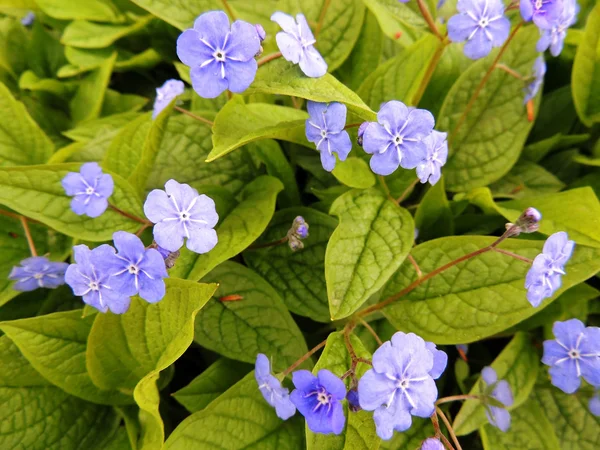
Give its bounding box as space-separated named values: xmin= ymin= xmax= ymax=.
xmin=590 ymin=390 xmax=600 ymax=417
xmin=144 ymin=180 xmax=219 ymax=254
xmin=271 ymin=12 xmax=327 ymax=78
xmin=525 ymin=231 xmax=575 ymax=307
xmin=421 ymin=438 xmax=444 ymax=450
xmin=346 ymin=389 xmax=361 ymax=412
xmin=9 ymin=257 xmax=68 ymax=292
xmin=536 ymin=0 xmax=579 ymax=57
xmin=61 ymin=162 xmax=114 ymax=218
xmin=255 ymin=354 xmax=296 ymax=420
xmin=362 ymin=101 xmax=434 ymax=176
xmin=524 ymin=56 xmax=546 ymax=104
xmin=153 ymin=79 xmax=184 ymax=119
xmin=416 ymin=130 xmax=448 ymax=185
xmin=176 ymin=11 xmax=261 ymax=99
xmin=21 ymin=12 xmax=35 ymax=26
xmin=481 ymin=366 xmax=513 ymax=432
xmin=305 ymin=101 xmax=352 ymax=172
xmin=521 ymin=0 xmax=563 ymax=29
xmin=290 ymin=369 xmax=346 ymax=434
xmin=358 ymin=332 xmax=445 ymax=440
xmin=447 ymin=0 xmax=511 ymax=60
xmin=94 ymin=231 xmax=168 ymax=303
xmin=65 ymin=244 xmax=130 ymax=314
xmin=542 ymin=319 xmax=600 ymax=394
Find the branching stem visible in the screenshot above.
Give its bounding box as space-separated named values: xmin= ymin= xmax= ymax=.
xmin=436 ymin=394 xmax=482 ymax=406
xmin=437 ymin=407 xmax=462 ymax=450
xmin=282 ymin=339 xmax=328 ymax=376
xmin=108 ymin=205 xmax=151 ymax=225
xmin=416 ymin=0 xmax=444 ymax=40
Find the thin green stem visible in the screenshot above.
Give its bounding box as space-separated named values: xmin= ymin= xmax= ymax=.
xmin=495 ymin=64 xmax=524 ymax=80
xmin=257 ymin=51 xmax=282 ymax=67
xmin=282 ymin=339 xmax=328 ymax=376
xmin=416 ymin=0 xmax=444 ymax=40
xmin=174 ymin=106 xmax=214 ymax=126
xmin=437 ymin=407 xmax=462 ymax=450
xmin=436 ymin=394 xmax=482 ymax=406
xmin=20 ymin=216 xmax=37 ymax=257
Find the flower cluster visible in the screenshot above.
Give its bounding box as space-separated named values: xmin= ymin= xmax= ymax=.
xmin=535 ymin=0 xmax=579 ymax=57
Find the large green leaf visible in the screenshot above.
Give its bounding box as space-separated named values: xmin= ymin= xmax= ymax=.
xmin=332 ymin=157 xmax=377 ymax=189
xmin=0 ymin=334 xmax=48 ymax=386
xmin=381 ymin=236 xmax=600 ymax=343
xmin=61 ymin=16 xmax=153 ymax=49
xmin=572 ymin=3 xmax=600 ymax=127
xmin=63 ymin=111 xmax=142 ymax=142
xmin=488 ymin=161 xmax=564 ymax=199
xmin=35 ymin=0 xmax=124 ymax=22
xmin=438 ymin=25 xmax=541 ymax=191
xmin=244 ymin=207 xmax=337 ymax=322
xmin=453 ymin=333 xmax=539 ymax=435
xmin=326 ymin=188 xmax=414 ymax=319
xmin=130 ymin=0 xmax=220 ymax=30
xmin=194 ymin=261 xmax=308 ymax=372
xmin=362 ymin=0 xmax=426 ymax=44
xmin=0 ymin=164 xmax=145 ymax=241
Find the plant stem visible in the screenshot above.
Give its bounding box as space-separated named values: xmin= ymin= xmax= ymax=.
xmin=412 ymin=40 xmax=447 ymax=106
xmin=408 ymin=254 xmax=423 ymax=278
xmin=359 ymin=318 xmax=383 ymax=346
xmin=416 ymin=0 xmax=444 ymax=40
xmin=344 ymin=122 xmax=363 ymax=129
xmin=174 ymin=106 xmax=214 ymax=126
xmin=495 ymin=64 xmax=523 ymax=80
xmin=248 ymin=236 xmax=289 ymax=250
xmin=491 ymin=247 xmax=533 ymax=264
xmin=257 ymin=51 xmax=282 ymax=67
xmin=108 ymin=205 xmax=151 ymax=225
xmin=135 ymin=223 xmax=151 ymax=237
xmin=315 ymin=0 xmax=332 ymax=38
xmin=436 ymin=394 xmax=482 ymax=406
xmin=20 ymin=216 xmax=37 ymax=257
xmin=282 ymin=339 xmax=328 ymax=376
xmin=437 ymin=407 xmax=462 ymax=450
xmin=396 ymin=177 xmax=419 ymax=204
xmin=0 ymin=209 xmax=41 ymax=224
xmin=431 ymin=411 xmax=455 ymax=450
xmin=221 ymin=0 xmax=236 ymax=20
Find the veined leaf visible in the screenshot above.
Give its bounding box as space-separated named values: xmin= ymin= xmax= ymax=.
xmin=332 ymin=157 xmax=377 ymax=189
xmin=130 ymin=0 xmax=220 ymax=30
xmin=61 ymin=16 xmax=153 ymax=49
xmin=35 ymin=0 xmax=124 ymax=22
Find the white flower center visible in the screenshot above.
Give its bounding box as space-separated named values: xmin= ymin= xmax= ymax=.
xmin=128 ymin=264 xmax=139 ymax=275
xmin=180 ymin=212 xmax=190 ymax=220
xmin=33 ymin=273 xmax=44 ymax=279
xmin=394 ymin=135 xmax=403 ymax=145
xmin=316 ymin=390 xmax=331 ymax=406
xmin=89 ymin=281 xmax=99 ymax=291
xmin=213 ymin=50 xmax=226 ymax=62
xmin=396 ymin=379 xmax=410 ymax=389
xmin=86 ymin=187 xmax=95 ymax=195
xmin=320 ymin=130 xmax=327 ymax=138
xmin=535 ymin=0 xmax=543 ymax=9
xmin=569 ymin=349 xmax=580 ymax=359
xmin=479 ymin=17 xmax=489 ymax=28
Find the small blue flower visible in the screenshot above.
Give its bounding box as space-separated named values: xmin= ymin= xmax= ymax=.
xmin=481 ymin=366 xmax=513 ymax=432
xmin=271 ymin=12 xmax=327 ymax=78
xmin=65 ymin=244 xmax=130 ymax=314
xmin=94 ymin=231 xmax=168 ymax=303
xmin=177 ymin=11 xmax=261 ymax=99
xmin=590 ymin=390 xmax=600 ymax=417
xmin=358 ymin=332 xmax=445 ymax=440
xmin=521 ymin=0 xmax=563 ymax=29
xmin=421 ymin=438 xmax=444 ymax=450
xmin=9 ymin=257 xmax=68 ymax=292
xmin=305 ymin=101 xmax=352 ymax=172
xmin=362 ymin=101 xmax=434 ymax=176
xmin=61 ymin=162 xmax=114 ymax=218
xmin=144 ymin=180 xmax=219 ymax=254
xmin=255 ymin=354 xmax=296 ymax=420
xmin=290 ymin=369 xmax=346 ymax=434
xmin=346 ymin=389 xmax=361 ymax=412
xmin=416 ymin=130 xmax=448 ymax=185
xmin=525 ymin=231 xmax=575 ymax=307
xmin=536 ymin=0 xmax=579 ymax=57
xmin=21 ymin=12 xmax=35 ymax=26
xmin=447 ymin=0 xmax=511 ymax=60
xmin=524 ymin=56 xmax=546 ymax=104
xmin=542 ymin=319 xmax=600 ymax=394
xmin=153 ymin=79 xmax=184 ymax=119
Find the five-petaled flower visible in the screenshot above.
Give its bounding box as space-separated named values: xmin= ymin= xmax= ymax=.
xmin=271 ymin=12 xmax=327 ymax=78
xmin=144 ymin=179 xmax=219 ymax=254
xmin=305 ymin=101 xmax=352 ymax=172
xmin=358 ymin=332 xmax=446 ymax=440
xmin=61 ymin=162 xmax=114 ymax=218
xmin=523 ymin=56 xmax=546 ymax=104
xmin=9 ymin=256 xmax=68 ymax=292
xmin=290 ymin=369 xmax=346 ymax=434
xmin=65 ymin=244 xmax=130 ymax=314
xmin=416 ymin=130 xmax=448 ymax=185
xmin=362 ymin=101 xmax=434 ymax=176
xmin=177 ymin=11 xmax=261 ymax=98
xmin=481 ymin=366 xmax=513 ymax=432
xmin=542 ymin=319 xmax=600 ymax=394
xmin=525 ymin=231 xmax=574 ymax=307
xmin=255 ymin=354 xmax=296 ymax=420
xmin=421 ymin=437 xmax=444 ymax=450
xmin=447 ymin=0 xmax=511 ymax=60
xmin=536 ymin=0 xmax=579 ymax=57
xmin=95 ymin=231 xmax=168 ymax=303
xmin=520 ymin=0 xmax=563 ymax=29
xmin=153 ymin=79 xmax=184 ymax=119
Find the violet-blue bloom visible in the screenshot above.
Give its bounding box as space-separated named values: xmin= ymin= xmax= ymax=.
xmin=21 ymin=12 xmax=35 ymax=26
xmin=305 ymin=101 xmax=352 ymax=172
xmin=65 ymin=244 xmax=130 ymax=314
xmin=271 ymin=12 xmax=327 ymax=78
xmin=255 ymin=354 xmax=296 ymax=420
xmin=525 ymin=231 xmax=575 ymax=307
xmin=426 ymin=341 xmax=448 ymax=379
xmin=358 ymin=332 xmax=441 ymax=440
xmin=176 ymin=11 xmax=261 ymax=99
xmin=447 ymin=0 xmax=511 ymax=60
xmin=523 ymin=56 xmax=546 ymax=104
xmin=346 ymin=389 xmax=361 ymax=412
xmin=153 ymin=79 xmax=184 ymax=119
xmin=255 ymin=24 xmax=266 ymax=41
xmin=94 ymin=231 xmax=168 ymax=303
xmin=421 ymin=438 xmax=444 ymax=450
xmin=481 ymin=366 xmax=513 ymax=432
xmin=290 ymin=369 xmax=346 ymax=434
xmin=542 ymin=319 xmax=600 ymax=394
xmin=362 ymin=101 xmax=434 ymax=176
xmin=9 ymin=257 xmax=68 ymax=292
xmin=536 ymin=0 xmax=579 ymax=57
xmin=61 ymin=162 xmax=114 ymax=218
xmin=590 ymin=390 xmax=600 ymax=417
xmin=416 ymin=130 xmax=448 ymax=185
xmin=520 ymin=0 xmax=563 ymax=29
xmin=144 ymin=180 xmax=219 ymax=254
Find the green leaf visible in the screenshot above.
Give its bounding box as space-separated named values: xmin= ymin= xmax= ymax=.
xmin=0 ymin=310 xmax=132 ymax=404
xmin=207 ymin=97 xmax=309 ymax=162
xmin=574 ymin=154 xmax=600 ymax=167
xmin=64 ymin=111 xmax=142 ymax=142
xmin=172 ymin=176 xmax=283 ymax=281
xmin=246 ymin=58 xmax=376 ymax=121
xmin=86 ymin=280 xmax=217 ymax=392
xmin=164 ymin=372 xmax=305 ymax=450
xmin=194 ymin=261 xmax=308 ymax=371
xmin=572 ymin=3 xmax=600 ymax=127
xmin=382 ymin=236 xmax=600 ymax=343
xmin=173 ymin=358 xmax=252 ymax=413
xmin=0 ymin=335 xmax=48 ymax=386
xmin=101 ymin=88 xmax=148 ymax=115
xmin=0 ymin=81 xmax=53 ymax=166
xmin=326 ymin=188 xmax=414 ymax=319
xmin=0 ymin=164 xmax=145 ymax=241
xmin=453 ymin=333 xmax=539 ymax=435
xmin=414 ymin=177 xmax=454 ymax=241
xmin=362 ymin=0 xmax=426 ymax=44
xmin=488 ymin=161 xmax=565 ymax=199
xmin=35 ymin=0 xmax=124 ymax=22
xmin=332 ymin=157 xmax=377 ymax=189
xmin=438 ymin=25 xmax=540 ymax=191
xmin=129 ymin=0 xmax=220 ymax=30
xmin=61 ymin=16 xmax=153 ymax=49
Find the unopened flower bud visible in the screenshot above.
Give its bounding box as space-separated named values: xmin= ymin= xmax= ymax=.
xmin=255 ymin=24 xmax=266 ymax=41
xmin=346 ymin=389 xmax=361 ymax=412
xmin=149 ymin=241 xmax=180 ymax=269
xmin=287 ymin=216 xmax=309 ymax=251
xmin=357 ymin=122 xmax=369 ymax=146
xmin=507 ymin=207 xmax=542 ymax=236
